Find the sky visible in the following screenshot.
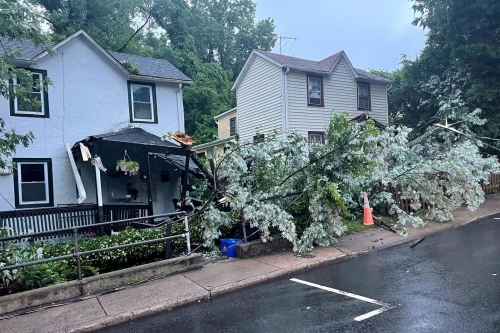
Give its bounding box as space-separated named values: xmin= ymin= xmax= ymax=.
xmin=254 ymin=0 xmax=427 ymax=71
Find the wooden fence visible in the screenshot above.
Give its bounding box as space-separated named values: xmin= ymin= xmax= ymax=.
xmin=387 ymin=173 xmax=500 ymax=213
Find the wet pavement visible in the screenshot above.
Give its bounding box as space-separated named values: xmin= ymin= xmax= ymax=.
xmin=97 ymin=214 xmax=500 ymax=333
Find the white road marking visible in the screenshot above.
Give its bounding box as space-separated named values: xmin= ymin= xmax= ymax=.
xmin=290 ymin=278 xmax=396 ymax=322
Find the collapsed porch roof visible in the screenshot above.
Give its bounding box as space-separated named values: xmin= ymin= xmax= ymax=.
xmin=72 ymin=127 xmax=205 ymax=178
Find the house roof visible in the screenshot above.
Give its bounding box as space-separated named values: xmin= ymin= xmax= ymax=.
xmin=232 ymin=49 xmax=392 ymax=90
xmin=0 ymin=30 xmax=191 ymax=83
xmin=255 ymin=50 xmax=343 ymax=73
xmin=109 ymin=51 xmax=191 ymax=82
xmin=214 ymin=107 xmax=237 ymax=121
xmin=75 ymin=127 xmax=178 ymax=147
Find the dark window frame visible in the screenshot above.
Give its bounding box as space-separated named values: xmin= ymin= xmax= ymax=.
xmin=10 ymin=68 xmax=50 ymax=118
xmin=308 ymin=131 xmax=325 ymax=144
xmin=13 ymin=158 xmax=54 ymax=209
xmin=253 ymin=134 xmax=265 ymax=143
xmin=229 ymin=117 xmax=236 ymax=136
xmin=128 ymin=81 xmax=158 ymax=124
xmin=357 ymin=81 xmax=371 ymax=110
xmin=307 ymin=74 xmax=324 ymax=107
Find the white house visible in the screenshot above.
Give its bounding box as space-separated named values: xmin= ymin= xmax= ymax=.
xmin=0 ymin=30 xmax=200 ymax=223
xmin=231 ymin=50 xmax=391 ymax=143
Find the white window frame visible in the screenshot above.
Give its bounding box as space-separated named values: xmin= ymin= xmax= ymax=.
xmin=17 ymin=161 xmax=50 ymax=205
xmin=130 ymin=83 xmax=155 ymax=122
xmin=308 ymin=132 xmax=324 ymax=144
xmin=13 ymin=72 xmax=45 ymax=116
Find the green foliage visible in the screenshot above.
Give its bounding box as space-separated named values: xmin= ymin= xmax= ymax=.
xmin=120 ymin=61 xmax=140 ymax=74
xmin=390 ymin=0 xmax=500 ymax=150
xmin=0 ymin=226 xmax=193 ymax=292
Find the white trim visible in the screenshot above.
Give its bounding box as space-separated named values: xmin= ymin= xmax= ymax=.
xmin=337 ymin=52 xmax=358 ymax=80
xmin=284 ymin=67 xmax=290 ymax=130
xmin=13 ymin=72 xmax=45 ymax=116
xmin=130 ymin=83 xmax=155 ymax=122
xmin=214 ymin=107 xmax=237 ymax=121
xmin=17 ymin=162 xmax=49 ymax=205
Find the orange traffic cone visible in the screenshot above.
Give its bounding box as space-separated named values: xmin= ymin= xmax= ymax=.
xmin=363 ymin=192 xmax=374 ymax=226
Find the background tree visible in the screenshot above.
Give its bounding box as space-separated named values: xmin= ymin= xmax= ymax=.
xmin=389 ymin=0 xmax=500 ymax=151
xmin=33 ymin=0 xmax=275 ymax=143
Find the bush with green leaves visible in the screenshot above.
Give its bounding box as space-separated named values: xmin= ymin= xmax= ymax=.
xmin=1 ymin=225 xmax=190 ymax=292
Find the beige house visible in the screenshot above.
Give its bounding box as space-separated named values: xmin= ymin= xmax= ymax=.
xmin=231 ymin=50 xmax=391 ymax=143
xmin=193 ymin=107 xmax=237 ymax=158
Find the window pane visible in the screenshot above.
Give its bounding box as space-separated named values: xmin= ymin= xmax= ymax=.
xmin=20 ymin=163 xmax=45 ymax=182
xmin=132 ymin=86 xmax=151 ymax=103
xmin=32 ymin=73 xmax=42 ymax=93
xmin=359 ymin=97 xmax=369 ymax=109
xmin=308 ymin=77 xmax=322 ymax=105
xmin=133 ymin=102 xmax=153 ymax=120
xmin=21 ymin=183 xmax=47 ymax=202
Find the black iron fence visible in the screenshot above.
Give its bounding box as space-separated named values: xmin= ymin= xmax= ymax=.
xmin=0 ymin=212 xmax=191 ymax=281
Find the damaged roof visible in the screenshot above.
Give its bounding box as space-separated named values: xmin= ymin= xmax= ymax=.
xmin=76 ymin=127 xmax=178 ymax=147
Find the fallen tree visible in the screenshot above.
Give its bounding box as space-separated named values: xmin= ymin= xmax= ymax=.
xmin=191 ymin=112 xmax=499 ymax=253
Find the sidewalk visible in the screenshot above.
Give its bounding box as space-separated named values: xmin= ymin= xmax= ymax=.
xmin=2 ymin=194 xmax=500 ymax=333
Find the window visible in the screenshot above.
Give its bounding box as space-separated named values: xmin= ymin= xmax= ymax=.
xmin=358 ymin=82 xmax=371 ymax=110
xmin=10 ymin=69 xmax=49 ymax=117
xmin=229 ymin=117 xmax=236 ymax=136
xmin=13 ymin=158 xmax=53 ymax=208
xmin=128 ymin=82 xmax=157 ymax=123
xmin=307 ymin=75 xmax=323 ymax=106
xmin=253 ymin=134 xmax=265 ymax=143
xmin=308 ymin=131 xmax=325 ymax=144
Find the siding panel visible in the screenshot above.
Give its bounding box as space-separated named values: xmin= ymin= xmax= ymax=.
xmin=236 ymin=56 xmax=283 ymax=142
xmin=288 ymin=59 xmax=388 ymax=137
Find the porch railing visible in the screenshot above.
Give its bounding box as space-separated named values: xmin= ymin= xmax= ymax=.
xmin=0 ymin=203 xmax=149 ymax=242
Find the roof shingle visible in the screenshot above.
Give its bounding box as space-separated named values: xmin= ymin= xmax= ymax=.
xmin=254 ymin=50 xmax=391 ymax=83
xmin=0 ymin=35 xmax=191 ymax=82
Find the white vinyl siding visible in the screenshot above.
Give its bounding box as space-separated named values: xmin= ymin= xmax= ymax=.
xmin=288 ymin=59 xmax=388 ymax=136
xmin=369 ymin=83 xmax=389 ymax=125
xmin=236 ymin=56 xmax=283 ymax=142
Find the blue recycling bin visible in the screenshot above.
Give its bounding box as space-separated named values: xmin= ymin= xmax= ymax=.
xmin=220 ymin=238 xmax=240 ymax=258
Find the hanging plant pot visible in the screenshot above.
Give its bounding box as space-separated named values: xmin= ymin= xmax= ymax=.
xmin=116 ymin=150 xmax=139 ymax=176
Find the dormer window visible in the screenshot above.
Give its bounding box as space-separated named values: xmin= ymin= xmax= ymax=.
xmin=10 ymin=69 xmax=49 ymax=118
xmin=128 ymin=81 xmax=158 ymax=123
xmin=307 ymin=75 xmax=323 ymax=107
xmin=357 ymin=82 xmax=371 ymax=110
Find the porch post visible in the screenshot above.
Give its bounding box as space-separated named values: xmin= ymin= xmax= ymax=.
xmin=146 ymin=148 xmax=153 ymax=217
xmin=94 ymin=160 xmax=104 ymax=234
xmin=181 ymin=150 xmax=190 ymax=200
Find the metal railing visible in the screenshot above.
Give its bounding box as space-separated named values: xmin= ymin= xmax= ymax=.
xmin=0 ymin=212 xmax=191 ymax=281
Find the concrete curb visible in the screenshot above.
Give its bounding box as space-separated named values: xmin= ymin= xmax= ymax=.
xmin=0 ymin=253 xmax=202 ymax=316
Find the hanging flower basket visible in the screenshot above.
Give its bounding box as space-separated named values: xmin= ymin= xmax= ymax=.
xmin=116 ymin=150 xmax=139 ymax=176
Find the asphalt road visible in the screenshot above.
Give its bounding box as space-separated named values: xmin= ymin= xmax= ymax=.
xmin=97 ymin=214 xmax=500 ymax=333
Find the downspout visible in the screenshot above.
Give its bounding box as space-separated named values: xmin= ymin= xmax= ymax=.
xmin=284 ymin=67 xmax=290 ymax=132
xmin=176 ymin=84 xmax=183 ymax=131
